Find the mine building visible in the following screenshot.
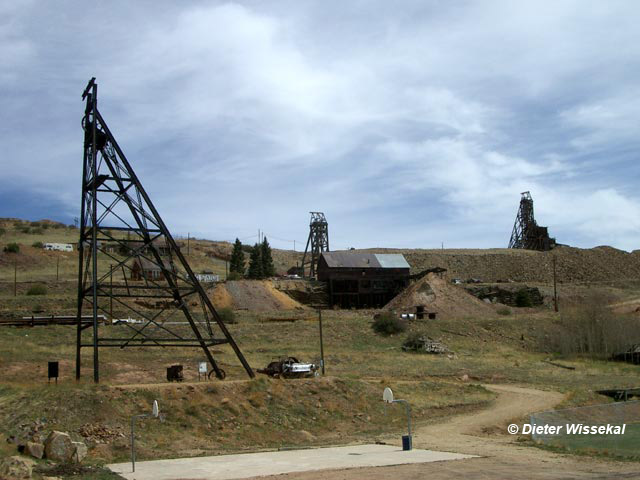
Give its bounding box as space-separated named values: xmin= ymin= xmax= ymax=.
xmin=317 ymin=252 xmax=410 ymax=308
xmin=130 ymin=257 xmax=174 ymax=281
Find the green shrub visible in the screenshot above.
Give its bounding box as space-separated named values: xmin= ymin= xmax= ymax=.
xmin=0 ymin=227 xmax=5 ymax=237
xmin=19 ymin=227 xmax=31 ymax=234
xmin=30 ymin=228 xmax=44 ymax=235
xmin=26 ymin=284 xmax=47 ymax=296
xmin=515 ymin=289 xmax=533 ymax=307
xmin=3 ymin=243 xmax=20 ymax=253
xmin=226 ymin=271 xmax=243 ymax=281
xmin=32 ymin=241 xmax=44 ymax=248
xmin=497 ymin=307 xmax=511 ymax=315
xmin=218 ymin=307 xmax=236 ymax=324
xmin=402 ymin=332 xmax=425 ymax=350
xmin=372 ymin=312 xmax=407 ymax=336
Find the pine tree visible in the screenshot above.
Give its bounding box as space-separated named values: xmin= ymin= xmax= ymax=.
xmin=261 ymin=237 xmax=275 ymax=278
xmin=229 ymin=238 xmax=245 ymax=276
xmin=247 ymin=243 xmax=264 ymax=279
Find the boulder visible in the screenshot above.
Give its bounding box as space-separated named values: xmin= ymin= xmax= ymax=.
xmin=44 ymin=431 xmax=74 ymax=462
xmin=72 ymin=441 xmax=88 ymax=462
xmin=296 ymin=430 xmax=315 ymax=442
xmin=25 ymin=441 xmax=44 ymax=459
xmin=0 ymin=455 xmax=35 ymax=479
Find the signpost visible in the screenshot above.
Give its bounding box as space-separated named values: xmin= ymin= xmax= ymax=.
xmin=198 ymin=361 xmax=208 ymax=381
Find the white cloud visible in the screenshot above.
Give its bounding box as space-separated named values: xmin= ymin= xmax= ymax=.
xmin=560 ymin=92 xmax=640 ymax=150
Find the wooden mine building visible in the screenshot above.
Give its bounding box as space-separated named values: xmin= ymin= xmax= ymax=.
xmin=317 ymin=252 xmax=410 ymax=308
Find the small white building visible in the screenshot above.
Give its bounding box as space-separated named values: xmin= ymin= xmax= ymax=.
xmin=44 ymin=243 xmax=74 ymax=252
xmin=196 ymin=273 xmax=219 ymax=283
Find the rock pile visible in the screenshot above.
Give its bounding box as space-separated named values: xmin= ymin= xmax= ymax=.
xmin=464 ymin=285 xmax=544 ymax=306
xmin=402 ymin=335 xmax=450 ymax=354
xmin=78 ymin=423 xmax=126 ymax=445
xmin=6 ymin=429 xmax=88 ymax=477
xmin=385 ymin=273 xmax=496 ymax=319
xmin=0 ymin=455 xmax=35 ymax=480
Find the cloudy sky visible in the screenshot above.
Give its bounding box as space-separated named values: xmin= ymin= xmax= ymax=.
xmin=1 ymin=1 xmax=639 ymax=251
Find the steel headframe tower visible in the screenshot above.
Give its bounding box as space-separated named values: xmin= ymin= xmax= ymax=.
xmin=76 ymin=78 xmax=254 ymax=382
xmin=301 ymin=212 xmax=329 ymax=278
xmin=508 ymin=191 xmax=555 ymax=251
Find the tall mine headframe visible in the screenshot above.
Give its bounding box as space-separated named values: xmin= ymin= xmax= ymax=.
xmin=76 ymin=78 xmax=254 ymax=382
xmin=508 ymin=191 xmax=556 ymax=251
xmin=301 ymin=212 xmax=329 ymax=278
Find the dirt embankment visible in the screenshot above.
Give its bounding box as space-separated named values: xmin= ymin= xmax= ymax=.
xmin=210 ymin=280 xmax=306 ymax=311
xmin=385 ymin=273 xmax=497 ymax=318
xmin=359 ymin=245 xmax=640 ymax=283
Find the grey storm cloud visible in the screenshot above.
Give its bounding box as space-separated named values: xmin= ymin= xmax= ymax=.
xmin=1 ymin=0 xmax=639 ymax=250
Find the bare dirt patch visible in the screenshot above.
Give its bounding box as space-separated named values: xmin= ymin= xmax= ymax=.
xmin=210 ymin=280 xmax=306 ymax=311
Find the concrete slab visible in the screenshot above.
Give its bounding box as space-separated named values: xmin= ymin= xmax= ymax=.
xmin=108 ymin=444 xmax=477 ymax=480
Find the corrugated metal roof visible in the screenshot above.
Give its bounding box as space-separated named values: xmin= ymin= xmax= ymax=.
xmin=374 ymin=254 xmax=410 ymax=269
xmin=321 ymin=252 xmax=409 ymax=269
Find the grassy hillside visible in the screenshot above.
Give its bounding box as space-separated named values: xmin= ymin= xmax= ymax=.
xmin=2 ymin=217 xmax=640 ymax=474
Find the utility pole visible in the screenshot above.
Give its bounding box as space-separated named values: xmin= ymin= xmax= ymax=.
xmin=318 ymin=309 xmax=325 ymax=375
xmin=553 ymin=255 xmax=558 ymax=312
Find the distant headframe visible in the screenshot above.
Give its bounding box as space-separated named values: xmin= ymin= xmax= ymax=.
xmin=508 ymin=191 xmax=556 ymax=251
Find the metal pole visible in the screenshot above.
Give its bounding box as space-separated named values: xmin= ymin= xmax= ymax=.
xmin=318 ymin=309 xmax=325 ymax=375
xmin=90 ymin=81 xmax=100 ymax=383
xmin=393 ymin=399 xmax=412 ymax=436
xmin=110 ymin=264 xmax=113 ymax=320
xmin=131 ymin=415 xmax=135 ymax=472
xmin=131 ymin=414 xmax=148 ymax=473
xmin=553 ymin=255 xmax=558 ymax=312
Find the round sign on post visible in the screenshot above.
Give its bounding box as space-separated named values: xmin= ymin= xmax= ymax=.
xmin=383 ymin=387 xmax=394 ymax=403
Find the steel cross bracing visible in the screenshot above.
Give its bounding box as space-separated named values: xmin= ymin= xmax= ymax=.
xmin=508 ymin=191 xmax=554 ymax=251
xmin=76 ymin=78 xmax=254 ymax=382
xmin=300 ymin=212 xmax=329 ymax=278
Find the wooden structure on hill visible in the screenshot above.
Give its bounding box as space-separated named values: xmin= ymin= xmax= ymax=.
xmin=508 ymin=191 xmax=556 ymax=251
xmin=317 ymin=252 xmax=410 ymax=308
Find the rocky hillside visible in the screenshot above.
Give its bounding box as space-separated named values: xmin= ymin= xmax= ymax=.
xmin=359 ymin=246 xmax=640 ymax=284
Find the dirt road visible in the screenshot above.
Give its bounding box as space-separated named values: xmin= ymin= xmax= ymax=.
xmin=252 ymin=384 xmax=640 ymax=480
